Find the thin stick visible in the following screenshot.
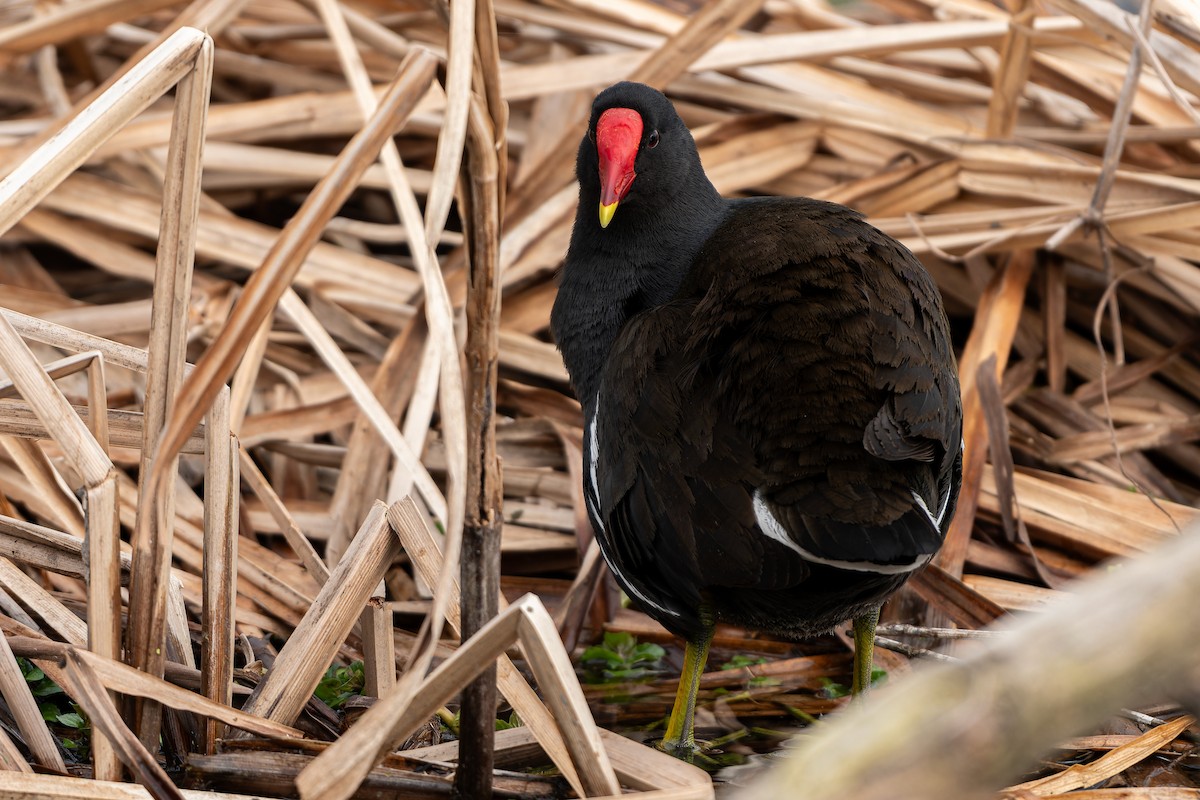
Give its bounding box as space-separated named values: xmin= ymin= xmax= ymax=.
xmin=85 ymin=472 xmax=122 ymax=780
xmin=457 ymin=96 xmax=504 ymax=800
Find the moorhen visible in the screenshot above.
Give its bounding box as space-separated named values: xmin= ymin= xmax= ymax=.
xmin=551 ymin=82 xmax=963 ymax=756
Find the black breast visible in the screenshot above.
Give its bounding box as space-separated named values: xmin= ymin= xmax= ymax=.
xmin=586 ymin=197 xmax=962 ymax=640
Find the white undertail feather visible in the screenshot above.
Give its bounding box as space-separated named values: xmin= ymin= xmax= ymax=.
xmin=752 ymin=491 xmax=932 ymax=574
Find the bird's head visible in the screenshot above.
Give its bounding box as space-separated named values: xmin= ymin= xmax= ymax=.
xmin=578 ymin=82 xmax=696 ymax=229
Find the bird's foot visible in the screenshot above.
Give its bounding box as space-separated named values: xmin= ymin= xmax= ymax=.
xmin=656 ymin=736 xmax=728 ymax=768
xmin=657 ymin=736 xmax=701 ymax=763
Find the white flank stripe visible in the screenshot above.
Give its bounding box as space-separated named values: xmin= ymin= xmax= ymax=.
xmin=619 ymin=574 xmax=682 ymax=619
xmin=586 ymin=398 xmax=680 ymax=620
xmin=753 ymin=491 xmax=932 ymax=575
xmin=586 ymin=404 xmax=603 ymax=533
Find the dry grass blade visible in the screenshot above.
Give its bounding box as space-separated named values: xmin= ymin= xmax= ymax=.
xmin=236 ymin=445 xmax=327 ymax=583
xmin=276 ymin=289 xmax=447 ymax=521
xmin=308 ymin=0 xmax=468 ymax=690
xmin=7 ymin=638 xmax=301 ymax=739
xmin=145 ymin=46 xmax=436 ymax=479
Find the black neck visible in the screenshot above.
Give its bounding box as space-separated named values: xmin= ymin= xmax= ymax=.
xmin=552 ymin=165 xmax=725 ymax=412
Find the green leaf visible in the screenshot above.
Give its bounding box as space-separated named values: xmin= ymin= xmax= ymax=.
xmin=721 ymin=654 xmax=768 ymax=671
xmin=56 ymin=712 xmax=86 ymax=729
xmin=578 ymin=631 xmax=666 ymax=685
xmin=315 ymin=660 xmax=365 ymax=709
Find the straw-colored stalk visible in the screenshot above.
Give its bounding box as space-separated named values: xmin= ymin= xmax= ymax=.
xmin=295 ymin=593 xmax=623 ymax=800
xmin=127 ymin=28 xmax=214 ymax=748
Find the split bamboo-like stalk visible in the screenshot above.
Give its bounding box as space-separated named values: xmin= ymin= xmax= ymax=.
xmin=127 ymin=30 xmax=213 ymax=748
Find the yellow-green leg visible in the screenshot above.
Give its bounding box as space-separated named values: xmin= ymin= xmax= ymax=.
xmin=661 ymin=619 xmax=714 ymax=757
xmin=851 ymin=607 xmax=879 ymax=697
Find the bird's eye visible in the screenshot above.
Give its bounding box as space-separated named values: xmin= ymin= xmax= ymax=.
xmin=647 ymin=130 xmax=660 ymax=148
xmin=587 ymin=128 xmax=595 ymax=143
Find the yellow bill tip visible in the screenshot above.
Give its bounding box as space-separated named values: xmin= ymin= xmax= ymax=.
xmin=599 ymin=201 xmax=618 ymax=229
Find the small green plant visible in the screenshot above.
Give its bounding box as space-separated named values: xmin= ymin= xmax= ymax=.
xmin=818 ymin=667 xmax=887 ymax=699
xmin=438 ymin=708 xmax=524 ymax=736
xmin=579 ymin=631 xmax=666 ymax=683
xmin=494 ymin=710 xmax=522 ymax=731
xmin=720 ymin=654 xmax=779 ymax=688
xmin=19 ymin=658 xmax=90 ymax=755
xmin=315 ymin=660 xmax=365 ymax=709
xmin=721 ymin=654 xmax=766 ymax=670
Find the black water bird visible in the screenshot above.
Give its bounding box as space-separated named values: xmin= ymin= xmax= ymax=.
xmin=551 ymin=81 xmax=963 ymax=756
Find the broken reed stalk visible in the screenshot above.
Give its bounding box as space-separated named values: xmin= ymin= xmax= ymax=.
xmin=734 ymin=523 xmax=1200 ymax=800
xmin=127 ymin=29 xmax=214 ymax=750
xmin=60 ymin=651 xmax=184 ymax=800
xmin=141 ymin=45 xmax=436 ymax=498
xmin=7 ymin=638 xmax=303 ymax=740
xmin=0 ymin=23 xmax=214 ymax=772
xmin=457 ymin=96 xmax=505 ymax=800
xmin=239 ymin=502 xmax=397 ymax=727
xmin=296 ymin=594 xmax=622 ymax=800
xmin=0 ymin=314 xmax=121 ymax=775
xmin=933 ymin=251 xmax=1036 ymax=581
xmin=295 ymin=500 xmax=589 ymax=800
xmin=201 ymin=393 xmax=237 ymax=753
